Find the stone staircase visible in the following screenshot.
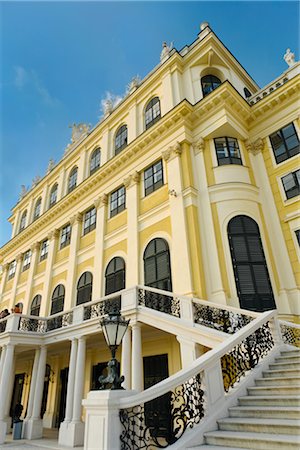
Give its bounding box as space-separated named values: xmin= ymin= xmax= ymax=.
xmin=194 ymin=348 xmax=300 ymax=449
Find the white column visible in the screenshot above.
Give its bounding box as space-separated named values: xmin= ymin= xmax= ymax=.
xmin=59 ymin=337 xmax=86 ymax=447
xmin=40 ymin=229 xmax=59 ymax=316
xmin=192 ymin=139 xmax=227 ymax=304
xmin=65 ymin=338 xmax=78 ymax=422
xmin=247 ymin=139 xmax=299 ymax=314
xmin=0 ymin=264 xmax=9 ymax=301
xmin=0 ymin=346 xmax=7 ymax=385
xmin=121 ymin=327 xmax=131 ymax=390
xmin=24 ymin=346 xmax=47 ymax=439
xmin=92 ymin=195 xmax=108 ymax=299
xmin=27 ymin=196 xmax=35 ymax=224
xmin=124 ymin=172 xmax=139 ymax=287
xmin=9 ymin=253 xmax=23 ymax=310
xmin=0 ymin=344 xmax=15 ymax=444
xmin=64 ymin=213 xmax=82 ymax=311
xmin=128 ymin=101 xmax=137 ymax=142
xmin=176 ymin=336 xmax=199 ymax=369
xmin=24 ymin=243 xmax=40 ymax=312
xmin=131 ymin=323 xmax=143 ymax=392
xmin=24 ymin=348 xmax=40 ymax=423
xmin=162 ymin=143 xmax=194 ymax=295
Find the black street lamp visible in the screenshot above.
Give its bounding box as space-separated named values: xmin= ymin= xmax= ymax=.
xmin=99 ymin=311 xmax=130 ymax=390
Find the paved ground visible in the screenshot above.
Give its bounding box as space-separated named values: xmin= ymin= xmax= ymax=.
xmin=0 ymin=431 xmax=83 ymax=450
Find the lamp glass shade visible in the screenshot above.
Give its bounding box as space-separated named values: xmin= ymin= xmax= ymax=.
xmin=101 ymin=314 xmax=129 ymax=348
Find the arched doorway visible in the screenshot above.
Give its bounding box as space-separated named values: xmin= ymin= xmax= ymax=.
xmin=228 ymin=215 xmax=276 ymax=312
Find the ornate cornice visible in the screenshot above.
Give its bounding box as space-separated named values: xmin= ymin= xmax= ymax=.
xmin=245 ymin=138 xmax=264 ymax=156
xmin=193 ymin=137 xmax=205 ymax=154
xmin=30 ymin=242 xmax=40 ymax=253
xmin=70 ymin=212 xmax=83 ymax=226
xmin=48 ymin=229 xmax=60 ymax=241
xmin=124 ymin=171 xmax=140 ymax=188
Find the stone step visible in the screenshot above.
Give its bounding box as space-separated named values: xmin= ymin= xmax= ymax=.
xmin=238 ymin=395 xmax=300 ymax=407
xmin=269 ymin=361 xmax=300 ymax=370
xmin=275 ymin=355 xmax=300 ymax=364
xmin=228 ymin=405 xmax=300 ymax=419
xmin=255 ymin=376 xmax=300 ymax=386
xmin=217 ymin=417 xmax=300 ymax=435
xmin=190 ymin=446 xmax=249 ymax=450
xmin=247 ymin=385 xmax=300 ymax=396
xmin=203 ymin=430 xmax=300 ymax=449
xmin=263 ymin=368 xmax=300 ymax=378
xmin=280 ymin=349 xmax=300 ymax=357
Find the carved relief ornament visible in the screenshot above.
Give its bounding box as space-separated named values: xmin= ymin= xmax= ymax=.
xmin=162 ymin=142 xmax=182 ymax=162
xmin=193 ymin=138 xmax=205 ymax=154
xmin=245 ymin=138 xmax=264 ymax=156
xmin=124 ymin=171 xmax=140 ymax=188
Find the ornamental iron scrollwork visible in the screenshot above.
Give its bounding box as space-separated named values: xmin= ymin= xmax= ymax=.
xmin=221 ymin=322 xmax=274 ymax=392
xmin=120 ymin=373 xmax=205 ymax=449
xmin=18 ymin=317 xmax=47 ymax=333
xmin=193 ymin=303 xmax=253 ymax=334
xmin=83 ymin=296 xmax=121 ymax=321
xmin=0 ymin=319 xmax=7 ymax=333
xmin=47 ymin=311 xmax=73 ymax=331
xmin=138 ymin=289 xmax=181 ymax=318
xmin=280 ymin=323 xmax=300 ymax=348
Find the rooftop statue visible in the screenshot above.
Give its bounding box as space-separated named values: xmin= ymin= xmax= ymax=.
xmin=127 ymin=75 xmax=141 ymax=94
xmin=101 ymin=92 xmax=122 ymax=117
xmin=69 ymin=123 xmax=91 ymax=143
xmin=47 ymin=158 xmax=55 ymax=174
xmin=32 ymin=175 xmax=41 ymax=187
xmin=19 ymin=185 xmax=28 ymax=200
xmin=160 ymin=41 xmax=173 ymax=62
xmin=283 ymin=48 xmax=296 ymax=67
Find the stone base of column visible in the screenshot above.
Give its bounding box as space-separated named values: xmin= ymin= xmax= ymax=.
xmin=0 ymin=421 xmax=7 ymax=444
xmin=22 ymin=418 xmax=43 ymax=439
xmin=58 ymin=420 xmax=85 ymax=447
xmin=210 ymin=290 xmax=227 ymax=305
xmin=43 ymin=412 xmax=55 ymax=428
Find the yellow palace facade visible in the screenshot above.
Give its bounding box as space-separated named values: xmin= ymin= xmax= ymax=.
xmin=0 ymin=23 xmax=299 ymax=447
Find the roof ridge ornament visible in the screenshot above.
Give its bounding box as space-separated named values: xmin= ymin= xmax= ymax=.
xmin=160 ymin=41 xmax=173 ymax=63
xmin=284 ymin=48 xmax=296 ymax=67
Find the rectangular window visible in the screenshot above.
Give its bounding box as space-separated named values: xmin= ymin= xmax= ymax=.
xmin=60 ymin=224 xmax=71 ymax=249
xmin=214 ymin=137 xmax=242 ymax=165
xmin=83 ymin=207 xmax=97 ymax=235
xmin=8 ymin=260 xmax=16 ymax=280
xmin=23 ymin=250 xmax=32 ymax=271
xmin=282 ymin=169 xmax=300 ymax=199
xmin=40 ymin=239 xmax=49 ymax=261
xmin=110 ymin=186 xmax=126 ymax=217
xmin=144 ymin=160 xmax=164 ymax=196
xmin=269 ymin=123 xmax=299 ymax=164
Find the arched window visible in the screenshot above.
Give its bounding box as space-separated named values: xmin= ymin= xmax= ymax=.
xmin=76 ymin=272 xmax=93 ymax=305
xmin=30 ymin=295 xmax=41 ymax=316
xmin=145 ymin=97 xmax=161 ymax=130
xmin=228 ymin=215 xmax=275 ymax=312
xmin=50 ymin=284 xmax=65 ymax=315
xmin=105 ymin=257 xmax=125 ymax=295
xmin=19 ymin=210 xmax=27 ymax=232
xmin=90 ymin=148 xmax=101 ymax=175
xmin=115 ymin=125 xmax=128 ymax=155
xmin=33 ymin=197 xmax=42 ymax=221
xmin=144 ymin=238 xmax=172 ymax=291
xmin=201 ymin=74 xmax=221 ymax=97
xmin=49 ymin=183 xmax=58 ymax=208
xmin=68 ymin=167 xmax=78 ymax=193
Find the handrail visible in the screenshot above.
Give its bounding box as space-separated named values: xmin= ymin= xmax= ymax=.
xmin=120 ymin=310 xmax=275 ymax=409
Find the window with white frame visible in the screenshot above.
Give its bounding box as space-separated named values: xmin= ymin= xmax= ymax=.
xmin=110 ymin=186 xmax=126 ymax=217
xmin=33 ymin=197 xmax=42 ymax=221
xmin=214 ymin=137 xmax=242 ymax=165
xmin=60 ymin=224 xmax=71 ymax=249
xmin=40 ymin=239 xmax=49 ymax=261
xmin=68 ymin=167 xmax=78 ymax=193
xmin=23 ymin=250 xmax=32 ymax=271
xmin=144 ymin=160 xmax=164 ymax=196
xmin=115 ymin=125 xmax=128 ymax=155
xmin=49 ymin=183 xmax=58 ymax=208
xmin=282 ymin=169 xmax=300 ymax=200
xmin=145 ymin=97 xmax=161 ymax=130
xmin=83 ymin=207 xmax=96 ymax=235
xmin=269 ymin=123 xmax=299 ymax=164
xmin=90 ymin=148 xmax=101 ymax=175
xmin=19 ymin=210 xmax=27 ymax=232
xmin=8 ymin=260 xmax=16 ymax=280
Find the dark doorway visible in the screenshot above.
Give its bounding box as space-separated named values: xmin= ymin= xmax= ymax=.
xmin=143 ymin=354 xmax=171 ymax=438
xmin=56 ymin=367 xmax=68 ymax=427
xmin=228 ymin=215 xmax=276 ymax=312
xmin=40 ymin=364 xmax=51 ymax=419
xmin=91 ymin=362 xmax=108 ymax=390
xmin=9 ymin=373 xmax=25 ymax=421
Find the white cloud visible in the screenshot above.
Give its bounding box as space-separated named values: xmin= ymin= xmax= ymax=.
xmin=13 ymin=66 xmax=60 ymax=106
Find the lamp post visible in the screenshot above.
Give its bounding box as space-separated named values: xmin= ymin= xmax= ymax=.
xmin=99 ymin=311 xmax=130 ymax=390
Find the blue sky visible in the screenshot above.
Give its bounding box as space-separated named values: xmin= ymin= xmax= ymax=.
xmin=0 ymin=1 xmax=299 ymax=247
